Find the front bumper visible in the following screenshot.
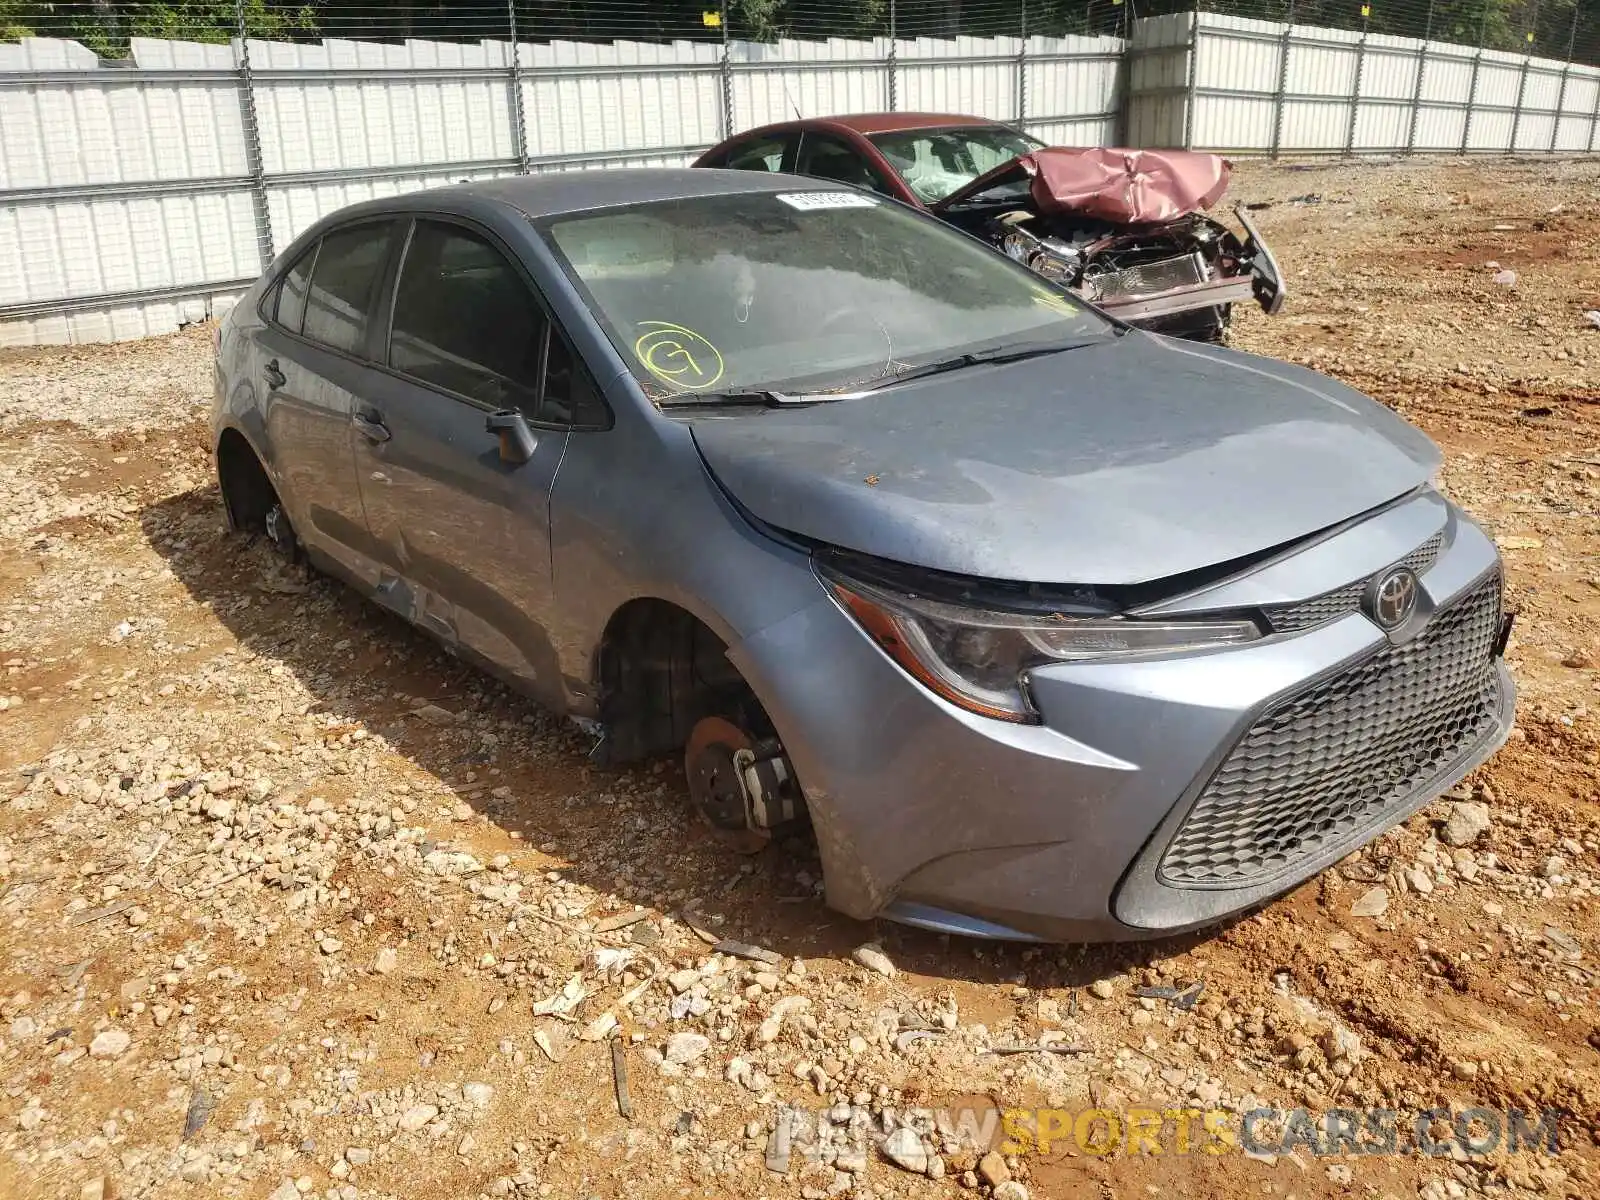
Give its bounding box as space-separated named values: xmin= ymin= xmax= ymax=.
xmin=728 ymin=494 xmax=1513 ymax=943
xmin=1090 ymin=206 xmax=1286 ymax=327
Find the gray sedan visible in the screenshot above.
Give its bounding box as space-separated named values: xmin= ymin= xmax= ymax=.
xmin=211 ymin=168 xmax=1515 ymax=943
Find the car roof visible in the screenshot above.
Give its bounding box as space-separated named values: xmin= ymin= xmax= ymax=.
xmin=334 ymin=168 xmax=844 ymax=224
xmin=726 ymin=112 xmax=1006 ymax=139
xmin=816 ymin=112 xmax=1008 ymax=135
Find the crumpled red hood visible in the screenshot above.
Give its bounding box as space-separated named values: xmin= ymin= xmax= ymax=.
xmin=1019 ymin=147 xmax=1231 ymax=224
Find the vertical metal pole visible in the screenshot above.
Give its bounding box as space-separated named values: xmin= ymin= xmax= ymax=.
xmin=1460 ymin=8 xmax=1487 ymax=155
xmin=1015 ymin=0 xmax=1028 ymax=128
xmin=233 ymin=0 xmax=274 ymax=269
xmin=1344 ymin=11 xmax=1369 ymax=156
xmin=1548 ymin=6 xmax=1579 ymax=153
xmin=1508 ymin=56 xmax=1532 ymax=152
xmin=1590 ymin=55 xmax=1600 ymax=153
xmin=887 ymin=0 xmax=898 ymax=112
xmin=1183 ymin=10 xmax=1200 ymax=151
xmin=1404 ymin=0 xmax=1433 ymax=155
xmin=1588 ymin=58 xmax=1600 ymax=153
xmin=1508 ymin=0 xmax=1539 ymax=153
xmin=719 ymin=0 xmax=733 ymax=139
xmin=1269 ymin=0 xmax=1296 ymax=160
xmin=506 ymin=0 xmax=529 ymax=174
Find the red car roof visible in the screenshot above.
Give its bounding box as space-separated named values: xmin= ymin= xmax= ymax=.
xmin=816 ymin=112 xmax=1006 ymax=134
xmin=715 ymin=112 xmax=1009 ymax=141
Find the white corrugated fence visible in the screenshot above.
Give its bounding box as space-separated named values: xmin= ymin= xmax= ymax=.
xmin=0 ymin=15 xmax=1595 ymax=347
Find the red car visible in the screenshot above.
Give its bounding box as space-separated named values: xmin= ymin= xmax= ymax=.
xmin=694 ymin=112 xmax=1284 ymax=342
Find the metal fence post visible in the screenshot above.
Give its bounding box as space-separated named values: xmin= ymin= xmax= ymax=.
xmin=1269 ymin=0 xmax=1296 ymax=160
xmin=1589 ymin=74 xmax=1600 ymax=154
xmin=1015 ymin=0 xmax=1028 ymax=127
xmin=1508 ymin=54 xmax=1532 ymax=152
xmin=719 ymin=0 xmax=733 ymax=139
xmin=1460 ymin=9 xmax=1487 ymax=156
xmin=233 ymin=0 xmax=273 ymax=269
xmin=506 ymin=1 xmax=529 ymax=173
xmin=886 ymin=0 xmax=898 ymax=112
xmin=1508 ymin=0 xmax=1539 ymax=153
xmin=1404 ymin=0 xmax=1433 ymax=155
xmin=1344 ymin=11 xmax=1369 ymax=156
xmin=1183 ymin=10 xmax=1200 ymax=151
xmin=1549 ymin=6 xmax=1579 ymax=153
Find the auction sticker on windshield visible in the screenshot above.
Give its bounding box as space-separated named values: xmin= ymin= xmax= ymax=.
xmin=775 ymin=191 xmax=879 ymax=211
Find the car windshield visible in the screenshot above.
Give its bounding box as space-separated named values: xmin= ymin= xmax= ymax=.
xmin=868 ymin=124 xmax=1043 ymax=204
xmin=538 ymin=190 xmax=1109 ymax=400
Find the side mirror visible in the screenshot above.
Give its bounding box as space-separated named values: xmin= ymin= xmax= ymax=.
xmin=486 ymin=410 xmax=537 ymax=465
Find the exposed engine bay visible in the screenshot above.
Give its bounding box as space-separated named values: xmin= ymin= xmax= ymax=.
xmin=933 ymin=148 xmax=1286 ymax=342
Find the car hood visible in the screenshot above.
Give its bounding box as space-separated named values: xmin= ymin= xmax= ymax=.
xmin=689 ymin=334 xmax=1441 ymax=587
xmin=931 ymin=147 xmax=1232 ymax=224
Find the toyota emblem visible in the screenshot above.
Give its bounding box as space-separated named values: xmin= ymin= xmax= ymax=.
xmin=1365 ymin=566 xmax=1420 ymax=631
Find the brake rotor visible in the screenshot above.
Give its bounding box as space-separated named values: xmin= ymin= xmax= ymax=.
xmin=685 ymin=716 xmax=770 ymax=855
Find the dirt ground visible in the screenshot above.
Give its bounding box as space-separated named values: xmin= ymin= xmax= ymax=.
xmin=2 ymin=156 xmax=1599 ymax=1200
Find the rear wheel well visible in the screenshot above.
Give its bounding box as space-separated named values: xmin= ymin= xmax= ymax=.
xmin=216 ymin=428 xmax=277 ymax=533
xmin=595 ymin=599 xmax=770 ymax=765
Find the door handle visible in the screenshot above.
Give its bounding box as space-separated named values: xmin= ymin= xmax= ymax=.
xmin=263 ymin=359 xmax=286 ymax=390
xmin=351 ymin=413 xmax=391 ymax=443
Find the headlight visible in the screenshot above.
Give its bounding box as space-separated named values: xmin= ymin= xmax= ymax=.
xmin=825 ymin=573 xmax=1261 ymax=723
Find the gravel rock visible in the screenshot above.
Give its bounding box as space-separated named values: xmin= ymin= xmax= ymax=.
xmin=88 ymin=1029 xmax=130 ymax=1059
xmin=880 ymin=1126 xmax=930 ymax=1173
xmin=398 ymin=1104 xmax=439 ymax=1132
xmin=993 ymin=1185 xmax=1030 ymax=1200
xmin=1088 ymin=979 xmax=1115 ymax=1000
xmin=978 ymin=1150 xmax=1011 ymax=1188
xmin=1351 ymin=887 xmax=1389 ymax=917
xmin=1441 ymin=801 xmax=1492 ymax=847
xmin=664 ymin=1032 xmax=711 ymax=1064
xmin=851 ymin=942 xmax=896 ymax=978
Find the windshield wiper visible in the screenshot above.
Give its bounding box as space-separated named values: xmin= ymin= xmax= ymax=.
xmin=862 ymin=339 xmax=1098 ymax=392
xmin=655 ymin=389 xmax=843 ymax=411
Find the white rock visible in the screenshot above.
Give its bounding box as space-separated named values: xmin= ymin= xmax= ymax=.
xmin=851 ymin=942 xmax=896 ymax=978
xmin=267 ymin=1181 xmax=300 ymax=1200
xmin=373 ymin=948 xmax=397 ymax=975
xmin=462 ymin=1082 xmax=494 ymax=1110
xmin=1351 ymin=887 xmax=1388 ymax=918
xmin=667 ymin=968 xmax=699 ymax=994
xmin=1408 ymin=867 xmax=1435 ymax=896
xmin=344 ymin=1147 xmax=372 ymax=1166
xmin=881 ymin=1126 xmax=930 ymax=1173
xmin=1440 ymin=802 xmax=1491 ymax=847
xmin=664 ymin=1032 xmax=711 ymax=1064
xmin=398 ymin=1104 xmax=439 ymax=1132
xmin=1088 ymin=979 xmax=1115 ymax=1000
xmin=993 ymin=1185 xmax=1030 ymax=1200
xmin=89 ymin=1029 xmax=131 ymax=1059
xmin=9 ymin=1016 xmax=37 ymax=1039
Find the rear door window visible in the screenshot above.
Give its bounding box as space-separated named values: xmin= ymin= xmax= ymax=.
xmin=796 ymin=133 xmax=891 ymax=195
xmin=724 ymin=134 xmax=793 ymax=173
xmin=302 ymin=222 xmax=395 ymax=355
xmin=388 ymin=219 xmax=549 ymax=412
xmin=274 ymin=245 xmax=316 ymax=334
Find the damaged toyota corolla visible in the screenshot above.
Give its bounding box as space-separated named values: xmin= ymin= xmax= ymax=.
xmin=213 ymin=168 xmax=1514 ymax=943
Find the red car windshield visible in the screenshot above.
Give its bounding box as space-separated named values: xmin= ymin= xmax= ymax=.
xmin=869 ymin=125 xmax=1042 ymax=205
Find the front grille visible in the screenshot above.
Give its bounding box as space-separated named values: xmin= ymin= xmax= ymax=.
xmin=1091 ymin=252 xmax=1206 ymax=300
xmin=1158 ymin=571 xmax=1502 ymax=889
xmin=1265 ymin=532 xmax=1444 ymax=634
